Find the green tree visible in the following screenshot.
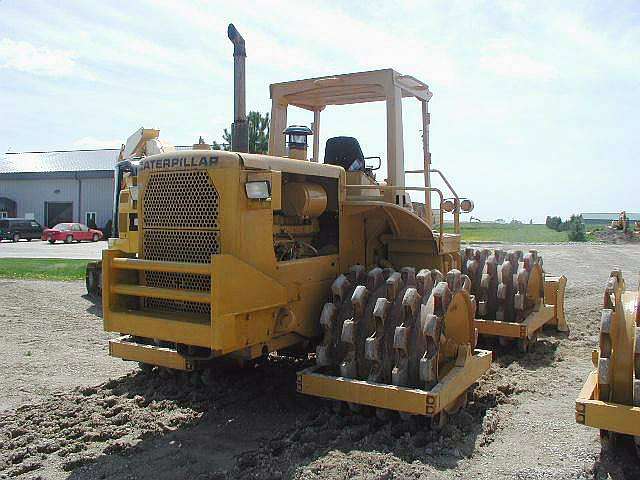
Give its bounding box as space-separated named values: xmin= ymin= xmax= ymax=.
xmin=546 ymin=214 xmax=586 ymax=238
xmin=567 ymin=214 xmax=587 ymax=241
xmin=221 ymin=111 xmax=270 ymax=153
xmin=546 ymin=216 xmax=563 ymax=231
xmin=221 ymin=129 xmax=231 ymax=151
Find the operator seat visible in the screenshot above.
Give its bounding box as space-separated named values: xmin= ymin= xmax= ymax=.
xmin=324 ymin=136 xmax=365 ymax=172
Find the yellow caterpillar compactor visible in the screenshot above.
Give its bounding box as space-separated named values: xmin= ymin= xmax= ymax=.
xmin=576 ymin=270 xmax=640 ymax=454
xmin=98 ymin=24 xmax=566 ymax=422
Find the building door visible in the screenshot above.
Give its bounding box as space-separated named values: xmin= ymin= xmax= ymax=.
xmin=85 ymin=211 xmax=97 ymax=228
xmin=45 ymin=202 xmax=73 ymax=227
xmin=0 ymin=197 xmax=16 ymax=218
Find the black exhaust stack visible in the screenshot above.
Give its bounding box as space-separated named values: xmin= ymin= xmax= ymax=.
xmin=228 ymin=24 xmax=248 ymax=153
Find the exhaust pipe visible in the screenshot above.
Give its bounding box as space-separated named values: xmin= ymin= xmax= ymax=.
xmin=228 ymin=23 xmax=248 ymax=153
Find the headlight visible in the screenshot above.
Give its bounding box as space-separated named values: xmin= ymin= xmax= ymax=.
xmin=460 ymin=198 xmax=474 ymax=213
xmin=441 ymin=199 xmax=456 ymax=213
xmin=245 ymin=181 xmax=271 ymax=200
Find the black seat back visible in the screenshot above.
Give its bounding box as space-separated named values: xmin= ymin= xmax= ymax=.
xmin=324 ymin=137 xmax=365 ymax=171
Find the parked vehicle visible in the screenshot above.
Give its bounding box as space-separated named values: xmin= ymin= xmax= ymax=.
xmin=0 ymin=218 xmax=44 ymax=242
xmin=42 ymin=223 xmax=103 ymax=244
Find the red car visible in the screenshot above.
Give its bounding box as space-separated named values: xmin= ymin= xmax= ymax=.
xmin=42 ymin=223 xmax=103 ymax=244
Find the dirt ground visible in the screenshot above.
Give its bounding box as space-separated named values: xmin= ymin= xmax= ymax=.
xmin=591 ymin=228 xmax=640 ymax=244
xmin=1 ymin=243 xmax=640 ymax=479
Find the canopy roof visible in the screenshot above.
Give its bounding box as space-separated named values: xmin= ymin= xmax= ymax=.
xmin=270 ymin=69 xmax=432 ymax=110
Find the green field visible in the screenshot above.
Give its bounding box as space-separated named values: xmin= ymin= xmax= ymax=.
xmin=444 ymin=223 xmax=570 ymax=243
xmin=0 ymin=258 xmax=91 ymax=281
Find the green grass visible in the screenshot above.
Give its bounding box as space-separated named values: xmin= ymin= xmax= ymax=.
xmin=443 ymin=223 xmax=570 ymax=243
xmin=0 ymin=258 xmax=92 ymax=281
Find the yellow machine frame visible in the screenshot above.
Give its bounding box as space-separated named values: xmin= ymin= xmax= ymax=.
xmin=102 ymin=155 xmax=460 ymax=364
xmin=104 ymin=69 xmax=470 ymax=368
xmin=104 ymin=153 xmax=342 ymax=364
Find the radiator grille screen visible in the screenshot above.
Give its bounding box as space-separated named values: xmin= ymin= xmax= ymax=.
xmin=140 ymin=169 xmax=220 ymax=315
xmin=143 ymin=170 xmax=220 ymax=229
xmin=142 ymin=230 xmax=220 ymax=264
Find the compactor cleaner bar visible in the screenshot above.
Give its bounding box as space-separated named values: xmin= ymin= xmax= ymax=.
xmin=474 ymin=305 xmax=554 ymax=339
xmin=298 ymin=348 xmax=491 ymax=416
xmin=576 ymin=371 xmax=640 ymax=437
xmin=576 ymin=269 xmax=640 ymax=454
xmin=461 ymin=248 xmax=568 ymax=352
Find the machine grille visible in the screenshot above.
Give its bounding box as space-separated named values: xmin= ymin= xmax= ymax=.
xmin=141 ymin=170 xmax=220 ymax=315
xmin=143 ymin=170 xmax=220 ymax=229
xmin=142 ymin=229 xmax=220 ymax=264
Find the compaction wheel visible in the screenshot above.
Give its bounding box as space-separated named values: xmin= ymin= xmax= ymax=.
xmin=464 ymin=248 xmax=544 ymax=323
xmin=316 ymin=265 xmax=477 ymax=425
xmin=464 ymin=248 xmax=550 ymax=350
xmin=596 ymin=270 xmax=640 ymax=452
xmin=85 ymin=261 xmax=102 ymax=298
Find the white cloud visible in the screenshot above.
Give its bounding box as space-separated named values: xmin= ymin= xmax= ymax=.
xmin=479 ymin=40 xmax=556 ymax=80
xmin=71 ymin=137 xmax=122 ymax=149
xmin=550 ymin=14 xmax=640 ymax=77
xmin=144 ymin=0 xmax=458 ymax=85
xmin=257 ymin=0 xmax=459 ymax=85
xmin=0 ymin=38 xmax=95 ymax=80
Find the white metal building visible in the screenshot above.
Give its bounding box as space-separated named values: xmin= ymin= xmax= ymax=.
xmin=581 ymin=212 xmax=640 ymax=225
xmin=0 ymin=149 xmax=117 ymax=228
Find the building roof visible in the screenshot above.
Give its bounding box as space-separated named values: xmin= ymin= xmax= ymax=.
xmin=0 ymin=149 xmax=119 ymax=174
xmin=582 ymin=212 xmax=640 ymax=221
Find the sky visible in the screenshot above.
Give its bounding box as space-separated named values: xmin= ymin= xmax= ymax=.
xmin=0 ymin=0 xmax=638 ymax=223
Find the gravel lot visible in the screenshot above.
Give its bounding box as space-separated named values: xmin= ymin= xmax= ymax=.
xmin=0 ymin=240 xmax=104 ymax=259
xmin=1 ymin=243 xmax=640 ymax=479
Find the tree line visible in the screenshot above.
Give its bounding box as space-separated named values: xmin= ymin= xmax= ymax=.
xmin=545 ymin=215 xmax=586 ymax=241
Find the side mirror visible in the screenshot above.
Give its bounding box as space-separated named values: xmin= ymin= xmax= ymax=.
xmin=364 ymin=156 xmax=382 ymax=171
